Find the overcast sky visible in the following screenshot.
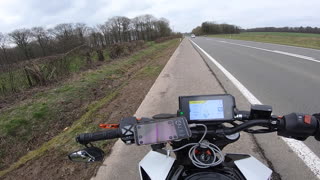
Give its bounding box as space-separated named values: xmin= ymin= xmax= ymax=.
xmin=0 ymin=0 xmax=319 ymax=33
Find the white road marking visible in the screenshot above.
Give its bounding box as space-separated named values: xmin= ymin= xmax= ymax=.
xmin=218 ymin=40 xmax=320 ymax=63
xmin=219 ymin=38 xmax=320 ymax=52
xmin=190 ymin=39 xmax=320 ymax=179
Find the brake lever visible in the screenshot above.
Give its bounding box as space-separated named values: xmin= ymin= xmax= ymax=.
xmin=99 ymin=124 xmax=119 ymax=129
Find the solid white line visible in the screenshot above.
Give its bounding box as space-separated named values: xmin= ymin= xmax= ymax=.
xmin=273 ymin=50 xmax=320 ymax=63
xmin=267 ymin=42 xmax=320 ymax=52
xmin=208 ymin=37 xmax=320 ymax=52
xmin=218 ymin=40 xmax=320 ymax=63
xmin=219 ymin=40 xmax=275 ymax=52
xmin=190 ymin=39 xmax=320 ymax=178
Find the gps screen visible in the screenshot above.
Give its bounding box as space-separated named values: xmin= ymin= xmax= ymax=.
xmin=189 ymin=100 xmax=224 ymax=120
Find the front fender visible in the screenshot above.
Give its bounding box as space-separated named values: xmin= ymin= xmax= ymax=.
xmin=139 ymin=151 xmax=175 ymax=180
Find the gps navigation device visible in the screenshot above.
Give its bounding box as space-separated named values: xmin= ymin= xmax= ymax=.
xmin=178 ymin=94 xmax=235 ymax=122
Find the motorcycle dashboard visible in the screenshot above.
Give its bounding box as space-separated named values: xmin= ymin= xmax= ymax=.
xmin=178 ymin=94 xmax=235 ymax=122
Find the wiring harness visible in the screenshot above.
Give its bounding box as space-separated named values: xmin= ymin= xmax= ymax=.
xmin=167 ymin=124 xmax=224 ymax=168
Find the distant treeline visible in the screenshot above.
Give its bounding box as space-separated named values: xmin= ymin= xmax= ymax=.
xmin=0 ymin=14 xmax=181 ymax=96
xmin=192 ymin=21 xmax=241 ymax=35
xmin=0 ymin=14 xmax=174 ymax=65
xmin=245 ymin=26 xmax=320 ymax=34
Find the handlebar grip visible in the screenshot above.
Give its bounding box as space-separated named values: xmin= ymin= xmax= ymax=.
xmin=76 ymin=129 xmax=121 ymax=144
xmin=312 ymin=114 xmax=320 ymax=141
xmin=278 ymin=113 xmax=318 ymax=141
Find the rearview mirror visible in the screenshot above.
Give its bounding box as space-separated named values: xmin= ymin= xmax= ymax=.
xmin=68 ymin=147 xmax=105 ymax=163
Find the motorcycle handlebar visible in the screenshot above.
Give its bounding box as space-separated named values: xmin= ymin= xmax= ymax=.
xmin=76 ymin=129 xmax=122 ymax=145
xmin=75 ymin=113 xmax=320 ymax=145
xmin=221 ymin=113 xmax=320 ymax=141
xmin=220 ymin=119 xmax=273 ymax=135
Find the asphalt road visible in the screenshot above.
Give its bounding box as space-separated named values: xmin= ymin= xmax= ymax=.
xmin=191 ymin=37 xmax=320 ymax=179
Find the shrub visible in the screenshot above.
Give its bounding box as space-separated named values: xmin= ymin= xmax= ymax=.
xmin=109 ymin=43 xmax=126 ymax=59
xmin=109 ymin=40 xmax=145 ymax=59
xmin=155 ymin=34 xmax=182 ymax=43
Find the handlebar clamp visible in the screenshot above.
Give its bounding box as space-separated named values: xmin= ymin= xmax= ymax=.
xmin=119 ymin=117 xmax=137 ymax=144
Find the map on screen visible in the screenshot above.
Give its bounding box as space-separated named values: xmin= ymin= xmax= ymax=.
xmin=189 ymin=100 xmax=224 ymax=120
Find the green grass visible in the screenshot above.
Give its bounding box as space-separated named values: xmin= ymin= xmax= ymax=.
xmin=67 ymin=56 xmax=86 ymax=72
xmin=0 ymin=39 xmax=179 ymax=177
xmin=1 ymin=54 xmax=130 ymax=138
xmin=135 ymin=65 xmax=163 ymax=79
xmin=91 ymin=49 xmax=110 ymax=62
xmin=3 ymin=119 xmax=30 ymax=136
xmin=0 ymin=69 xmax=30 ymax=94
xmin=240 ymin=32 xmax=320 ymax=37
xmin=208 ymin=32 xmax=320 ymax=49
xmin=32 ymin=103 xmax=49 ymax=119
xmin=0 ymin=90 xmax=120 ymax=177
xmin=146 ymin=41 xmax=156 ymax=47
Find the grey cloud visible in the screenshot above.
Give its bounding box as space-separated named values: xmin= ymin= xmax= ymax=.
xmin=0 ymin=0 xmax=319 ymax=33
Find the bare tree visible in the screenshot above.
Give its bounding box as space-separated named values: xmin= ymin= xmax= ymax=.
xmin=74 ymin=23 xmax=89 ymax=44
xmin=1 ymin=14 xmax=174 ymax=64
xmin=156 ymin=18 xmax=171 ymax=37
xmin=131 ymin=17 xmax=139 ymax=40
xmin=137 ymin=16 xmax=147 ymax=40
xmin=31 ymin=27 xmax=50 ymax=56
xmin=120 ymin=17 xmax=131 ymax=42
xmin=107 ymin=16 xmax=131 ymax=43
xmin=105 ymin=21 xmax=117 ymax=44
xmin=108 ymin=17 xmax=122 ymax=43
xmin=97 ymin=24 xmax=111 ymax=46
xmin=9 ymin=29 xmax=33 ymax=60
xmin=0 ymin=33 xmax=10 ymax=63
xmin=88 ymin=27 xmax=104 ymax=48
xmin=0 ymin=14 xmax=175 ymax=96
xmin=142 ymin=14 xmax=157 ymax=40
xmin=132 ymin=16 xmax=146 ymax=40
xmin=52 ymin=23 xmax=76 ymax=52
xmin=0 ymin=33 xmax=18 ymax=92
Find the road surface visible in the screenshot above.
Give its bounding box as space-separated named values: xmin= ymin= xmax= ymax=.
xmin=92 ymin=39 xmax=271 ymax=180
xmin=191 ymin=37 xmax=320 ymax=179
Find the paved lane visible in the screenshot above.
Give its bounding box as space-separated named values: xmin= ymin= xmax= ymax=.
xmin=192 ymin=37 xmax=320 ymax=179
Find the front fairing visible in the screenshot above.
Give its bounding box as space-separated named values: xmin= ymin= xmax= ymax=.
xmin=139 ymin=151 xmax=272 ymax=180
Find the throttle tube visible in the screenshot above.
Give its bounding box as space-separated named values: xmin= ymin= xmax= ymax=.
xmin=313 ymin=114 xmax=320 ymax=141
xmin=76 ymin=129 xmax=121 ymax=144
xmin=278 ymin=113 xmax=318 ymax=140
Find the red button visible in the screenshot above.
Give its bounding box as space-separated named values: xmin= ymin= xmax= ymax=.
xmin=304 ymin=115 xmax=312 ymax=124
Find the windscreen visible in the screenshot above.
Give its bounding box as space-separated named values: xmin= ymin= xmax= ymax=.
xmin=189 ymin=100 xmax=224 ymax=120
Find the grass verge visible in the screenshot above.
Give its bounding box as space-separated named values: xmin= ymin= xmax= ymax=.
xmin=0 ymin=39 xmax=180 ymax=177
xmin=208 ymin=32 xmax=320 ymax=50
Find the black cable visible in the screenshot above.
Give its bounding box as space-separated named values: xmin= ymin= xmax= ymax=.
xmin=220 ymin=120 xmax=272 ymax=135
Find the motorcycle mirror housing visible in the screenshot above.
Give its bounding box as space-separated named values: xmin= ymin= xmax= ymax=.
xmin=68 ymin=147 xmax=105 ymax=163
